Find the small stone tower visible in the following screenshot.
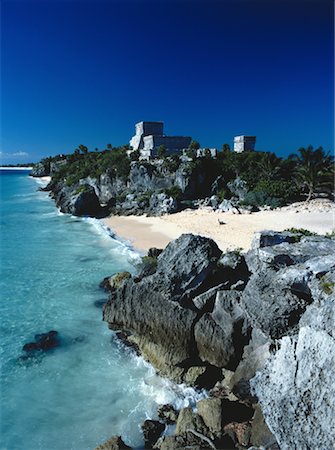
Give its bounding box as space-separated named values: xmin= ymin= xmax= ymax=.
xmin=234 ymin=136 xmax=256 ymax=153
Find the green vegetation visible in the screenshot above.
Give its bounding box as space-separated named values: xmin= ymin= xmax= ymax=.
xmin=217 ymin=188 xmax=227 ymax=201
xmin=42 ymin=140 xmax=333 ymax=211
xmin=157 ymin=145 xmax=167 ymax=158
xmin=138 ymin=191 xmax=153 ymax=205
xmin=284 ymin=228 xmax=317 ymax=236
xmin=141 ymin=256 xmax=158 ymax=274
xmin=110 ymin=271 xmax=131 ymax=289
xmin=162 ymin=154 xmax=181 ymax=172
xmin=164 ymin=185 xmax=183 ymax=200
xmin=320 ymin=276 xmax=334 ymax=295
xmin=74 ymin=185 xmax=91 ymax=195
xmin=230 ymin=247 xmax=243 ymax=256
xmin=52 ymin=146 xmax=130 ymax=186
xmin=130 ymin=149 xmax=140 ymax=161
xmin=188 ymin=140 xmax=200 ymax=151
xmin=291 ymin=146 xmax=334 ymax=201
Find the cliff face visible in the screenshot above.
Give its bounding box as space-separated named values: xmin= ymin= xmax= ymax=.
xmin=33 ymin=158 xmax=219 ymax=217
xmin=102 ymin=231 xmax=335 ymax=449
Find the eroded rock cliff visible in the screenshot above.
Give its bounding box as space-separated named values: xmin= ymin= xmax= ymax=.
xmin=102 ymin=231 xmax=335 ymax=449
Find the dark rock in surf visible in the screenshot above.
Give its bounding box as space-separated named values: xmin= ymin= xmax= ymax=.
xmin=157 ymin=404 xmax=179 ymax=424
xmin=22 ymin=330 xmax=60 ymax=353
xmin=141 ymin=420 xmax=165 ymax=449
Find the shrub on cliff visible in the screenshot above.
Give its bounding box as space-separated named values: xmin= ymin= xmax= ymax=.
xmin=164 ymin=185 xmax=183 ymax=200
xmin=162 ymin=154 xmax=181 ymax=172
xmin=52 ymin=147 xmax=130 ymax=186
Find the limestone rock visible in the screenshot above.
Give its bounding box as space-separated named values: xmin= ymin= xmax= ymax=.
xmin=194 ymin=291 xmax=250 ymax=368
xmin=94 ymin=435 xmax=132 ymax=450
xmin=100 ymin=272 xmax=131 ymax=292
xmin=142 ymin=420 xmax=165 ymax=449
xmin=175 ymin=407 xmax=208 ymax=436
xmin=30 ymin=162 xmax=50 ymax=177
xmin=242 ymin=268 xmax=312 ymax=339
xmin=223 ymin=421 xmax=251 ymax=447
xmin=157 ymin=404 xmax=179 ymax=424
xmin=149 ymin=193 xmax=178 ymax=215
xmin=227 ymin=177 xmax=248 ymax=201
xmin=251 ymin=326 xmax=335 ymax=449
xmin=249 ymin=405 xmax=278 ymax=449
xmin=51 ymin=182 xmax=102 ymax=217
xmin=197 ymin=398 xmax=253 ymax=433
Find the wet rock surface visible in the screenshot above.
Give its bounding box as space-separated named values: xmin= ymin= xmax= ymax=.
xmin=157 ymin=404 xmax=179 ymax=424
xmin=22 ymin=330 xmax=60 ymax=353
xmin=142 ymin=420 xmax=165 ymax=449
xmin=94 ymin=435 xmax=132 ymax=450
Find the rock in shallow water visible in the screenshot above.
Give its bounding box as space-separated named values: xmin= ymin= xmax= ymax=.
xmin=22 ymin=330 xmax=60 ymax=353
xmin=142 ymin=420 xmax=165 ymax=449
xmin=157 ymin=404 xmax=179 ymax=424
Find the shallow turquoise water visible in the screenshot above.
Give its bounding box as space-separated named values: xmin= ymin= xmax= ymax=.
xmin=0 ymin=171 xmax=202 ymax=450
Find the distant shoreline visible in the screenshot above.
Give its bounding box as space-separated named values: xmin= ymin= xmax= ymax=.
xmin=0 ymin=166 xmax=33 ymax=170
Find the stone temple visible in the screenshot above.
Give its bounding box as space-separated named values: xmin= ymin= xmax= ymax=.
xmin=129 ymin=121 xmax=192 ymax=159
xmin=233 ymin=135 xmax=256 ymax=153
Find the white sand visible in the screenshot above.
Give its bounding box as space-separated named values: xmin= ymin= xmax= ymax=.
xmin=102 ymin=201 xmax=335 ymax=253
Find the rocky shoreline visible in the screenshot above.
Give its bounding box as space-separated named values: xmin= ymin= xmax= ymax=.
xmin=98 ymin=231 xmax=335 ymax=450
xmin=29 ymin=165 xmax=335 ymax=449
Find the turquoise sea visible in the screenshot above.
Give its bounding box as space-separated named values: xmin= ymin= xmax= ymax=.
xmin=0 ymin=170 xmax=203 ymax=450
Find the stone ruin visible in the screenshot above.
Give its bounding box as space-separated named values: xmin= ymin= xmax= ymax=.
xmin=234 ymin=135 xmax=256 ymax=153
xmin=129 ymin=121 xmax=192 ymax=159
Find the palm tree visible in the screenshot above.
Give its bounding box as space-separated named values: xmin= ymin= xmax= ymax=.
xmin=292 ymin=146 xmax=334 ymax=201
xmin=256 ymin=152 xmax=282 ymax=181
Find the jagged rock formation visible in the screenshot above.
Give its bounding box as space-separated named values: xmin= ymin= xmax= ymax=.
xmin=102 ymin=231 xmax=335 ymax=449
xmin=50 ymin=182 xmax=103 ymax=217
xmin=31 ymin=157 xmax=223 ymax=217
xmin=94 ymin=436 xmax=132 ymax=450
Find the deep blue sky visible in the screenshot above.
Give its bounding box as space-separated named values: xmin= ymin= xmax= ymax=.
xmin=1 ymin=0 xmax=333 ymax=163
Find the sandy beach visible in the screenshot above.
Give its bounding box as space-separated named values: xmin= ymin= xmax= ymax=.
xmin=102 ymin=200 xmax=335 ymax=253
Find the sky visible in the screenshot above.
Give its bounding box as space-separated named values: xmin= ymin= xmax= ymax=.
xmin=1 ymin=0 xmax=334 ymax=164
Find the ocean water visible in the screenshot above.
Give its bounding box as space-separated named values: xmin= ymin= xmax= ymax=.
xmin=0 ymin=170 xmax=204 ymax=450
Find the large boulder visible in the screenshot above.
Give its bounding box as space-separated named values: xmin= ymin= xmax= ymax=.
xmin=149 ymin=193 xmax=178 ymax=215
xmin=30 ymin=162 xmax=50 ymax=177
xmin=197 ymin=398 xmax=253 ymax=433
xmin=194 ymin=291 xmax=250 ymax=368
xmin=227 ymin=177 xmax=248 ymax=201
xmin=52 ymin=182 xmax=102 ymax=216
xmin=103 ymin=234 xmax=228 ymax=381
xmin=142 ymin=420 xmax=165 ymax=449
xmin=246 ymin=232 xmax=335 ymax=273
xmin=251 ymin=325 xmax=335 ymax=449
xmin=242 ymin=233 xmax=335 ymax=339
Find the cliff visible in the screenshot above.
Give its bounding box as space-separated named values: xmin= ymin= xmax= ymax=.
xmin=31 ymin=157 xmax=220 ymax=217
xmin=101 ymin=231 xmax=335 ymax=449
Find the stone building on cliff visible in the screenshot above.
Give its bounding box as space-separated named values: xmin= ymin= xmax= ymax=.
xmin=129 ymin=121 xmax=192 ymax=159
xmin=233 ymin=135 xmax=256 ymax=153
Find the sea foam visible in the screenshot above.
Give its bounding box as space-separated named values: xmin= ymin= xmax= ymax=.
xmin=1 ymin=171 xmax=204 ymax=450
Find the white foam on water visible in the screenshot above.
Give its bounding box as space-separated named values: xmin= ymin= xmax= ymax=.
xmin=84 ymin=216 xmax=142 ymax=266
xmin=31 ymin=175 xmax=51 ymax=186
xmin=1 ymin=172 xmax=206 ymax=450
